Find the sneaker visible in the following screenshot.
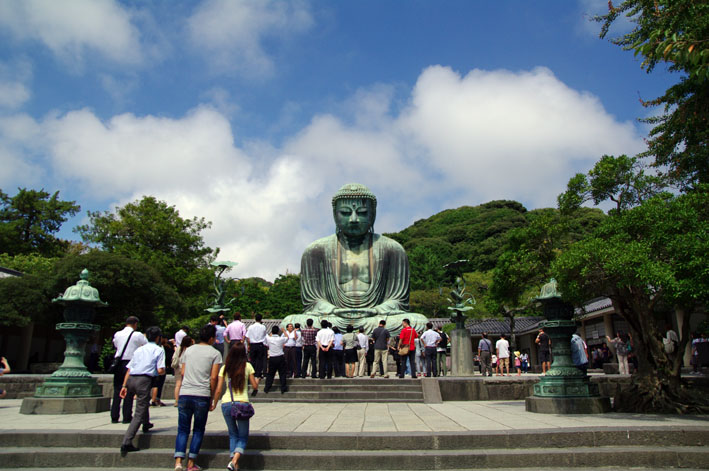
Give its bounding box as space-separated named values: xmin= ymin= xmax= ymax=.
xmin=226 ymin=462 xmax=235 ymax=471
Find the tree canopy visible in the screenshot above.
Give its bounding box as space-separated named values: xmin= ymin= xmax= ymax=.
xmin=76 ymin=196 xmax=217 ymax=317
xmin=0 ymin=188 xmax=79 ymax=257
xmin=554 ymin=187 xmax=709 ymax=412
xmin=597 ymin=0 xmax=709 ymax=188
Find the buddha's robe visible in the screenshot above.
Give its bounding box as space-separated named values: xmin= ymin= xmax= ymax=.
xmin=282 ymin=233 xmax=427 ymax=334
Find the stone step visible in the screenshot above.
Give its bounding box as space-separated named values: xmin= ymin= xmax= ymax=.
xmin=284 ymin=378 xmax=421 ymax=385
xmin=4 ymin=428 xmax=708 ymax=450
xmin=252 ymin=397 xmax=422 ymax=403
xmin=1 ymin=445 xmax=707 ymax=469
xmin=253 ymin=378 xmax=425 ymax=402
xmin=255 ymin=391 xmax=423 ymax=400
xmin=273 ymin=384 xmax=422 ymax=392
xmin=271 ymin=387 xmax=423 ymax=393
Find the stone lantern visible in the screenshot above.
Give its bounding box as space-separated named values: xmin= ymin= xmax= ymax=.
xmin=20 ymin=269 xmax=111 ymax=414
xmin=524 ymin=278 xmax=610 ymax=414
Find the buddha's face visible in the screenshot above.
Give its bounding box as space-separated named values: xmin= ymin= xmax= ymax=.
xmin=334 ymin=198 xmax=374 ymax=237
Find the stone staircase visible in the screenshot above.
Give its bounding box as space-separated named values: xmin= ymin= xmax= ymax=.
xmin=253 ymin=377 xmax=425 ymax=403
xmin=1 ymin=427 xmax=708 ymax=469
xmin=0 ymin=375 xmax=427 ymax=403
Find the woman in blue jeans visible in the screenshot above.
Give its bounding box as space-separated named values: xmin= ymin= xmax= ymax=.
xmin=174 ymin=325 xmax=222 ymax=471
xmin=214 ymin=343 xmax=259 ymax=470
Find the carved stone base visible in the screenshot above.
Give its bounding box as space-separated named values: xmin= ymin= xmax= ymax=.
xmin=525 ymin=395 xmax=611 ymax=414
xmin=20 ymin=396 xmax=110 ymax=415
xmin=533 ymin=377 xmax=601 ymax=397
xmin=34 ymin=376 xmax=104 ymax=398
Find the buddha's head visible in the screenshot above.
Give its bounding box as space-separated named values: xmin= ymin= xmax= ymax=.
xmin=332 ymin=183 xmax=377 ymax=237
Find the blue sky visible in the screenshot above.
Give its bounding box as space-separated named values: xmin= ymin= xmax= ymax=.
xmin=0 ymin=1 xmax=675 ymax=280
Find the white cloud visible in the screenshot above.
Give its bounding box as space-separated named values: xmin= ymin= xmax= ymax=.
xmin=0 ymin=81 xmax=30 ymax=109
xmin=99 ymin=74 xmax=139 ymax=107
xmin=187 ymin=0 xmax=313 ymax=76
xmin=0 ymin=0 xmax=143 ymax=67
xmin=0 ymin=65 xmax=644 ymax=279
xmin=200 ymin=87 xmax=240 ymax=118
xmin=0 ymin=113 xmax=43 ymax=187
xmin=42 ymin=106 xmax=250 ymax=197
xmin=398 ymin=66 xmax=643 ymax=208
xmin=0 ymin=59 xmax=32 ymax=110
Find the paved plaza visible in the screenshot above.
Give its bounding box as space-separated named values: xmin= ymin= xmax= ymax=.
xmin=2 ymin=398 xmax=708 ymax=434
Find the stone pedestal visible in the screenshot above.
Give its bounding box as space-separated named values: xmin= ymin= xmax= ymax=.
xmin=450 ymin=328 xmax=475 ymax=376
xmin=20 ymin=396 xmax=111 ymax=415
xmin=525 ymin=396 xmax=611 ymax=414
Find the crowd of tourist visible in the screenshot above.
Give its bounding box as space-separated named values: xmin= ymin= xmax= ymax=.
xmin=109 ymin=314 xmax=454 ymax=469
xmin=108 ymin=313 xmax=706 ymax=470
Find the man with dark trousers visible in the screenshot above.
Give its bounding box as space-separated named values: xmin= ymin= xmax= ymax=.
xmin=111 ymin=316 xmax=147 ymax=424
xmin=246 ymin=313 xmax=267 ymax=378
xmin=477 ymin=332 xmax=493 ymax=377
xmin=300 ymin=318 xmax=319 ymax=378
xmin=119 ymin=326 xmax=165 ymax=455
xmin=316 ymin=320 xmax=334 ymax=379
xmin=397 ymin=318 xmax=418 ymax=379
xmin=420 ymin=322 xmax=441 ymax=377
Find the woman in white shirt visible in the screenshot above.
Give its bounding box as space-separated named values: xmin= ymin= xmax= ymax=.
xmin=283 ymin=323 xmax=298 ymax=378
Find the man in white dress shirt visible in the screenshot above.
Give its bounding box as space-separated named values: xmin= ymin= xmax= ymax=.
xmin=246 ymin=314 xmax=268 ymax=378
xmin=420 ymin=322 xmax=441 ymax=377
xmin=316 ymin=320 xmax=335 ymax=379
xmin=119 ymin=326 xmax=165 ymax=455
xmin=111 ymin=316 xmax=147 ymax=424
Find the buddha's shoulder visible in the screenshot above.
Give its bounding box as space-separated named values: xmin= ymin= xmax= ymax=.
xmin=372 ymin=233 xmax=405 ymax=251
xmin=303 ymin=234 xmax=337 ymax=253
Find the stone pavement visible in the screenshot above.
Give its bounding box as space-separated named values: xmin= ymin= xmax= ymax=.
xmin=1 ymin=398 xmax=708 ymax=434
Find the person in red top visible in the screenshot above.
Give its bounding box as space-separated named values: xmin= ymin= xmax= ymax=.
xmin=397 ymin=318 xmax=419 ymax=379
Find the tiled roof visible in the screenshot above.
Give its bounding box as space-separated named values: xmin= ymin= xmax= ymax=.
xmin=465 ymin=316 xmax=545 ymax=335
xmin=0 ymin=266 xmax=23 ymax=278
xmin=577 ymin=297 xmax=613 ymax=315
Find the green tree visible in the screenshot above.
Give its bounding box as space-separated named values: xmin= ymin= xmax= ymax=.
xmin=554 ymin=188 xmax=709 ymax=413
xmin=388 ymin=200 xmax=529 ymax=277
xmin=49 ymin=251 xmax=185 ymax=331
xmin=263 ymin=273 xmax=302 ymax=318
xmin=0 ymin=188 xmax=80 ymax=256
xmin=229 ymin=278 xmax=269 ymax=317
xmin=409 ymin=289 xmax=448 ymax=318
xmin=75 ymin=196 xmax=217 ymax=318
xmin=0 ymin=274 xmax=53 ymax=327
xmin=489 ymin=208 xmax=605 ymax=311
xmin=408 ymin=246 xmax=446 ymax=291
xmin=558 ymin=154 xmax=665 ymax=214
xmin=0 ymin=251 xmax=183 ymax=330
xmin=597 ymin=1 xmax=709 ymax=188
xmin=0 ymin=253 xmax=57 ymax=276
